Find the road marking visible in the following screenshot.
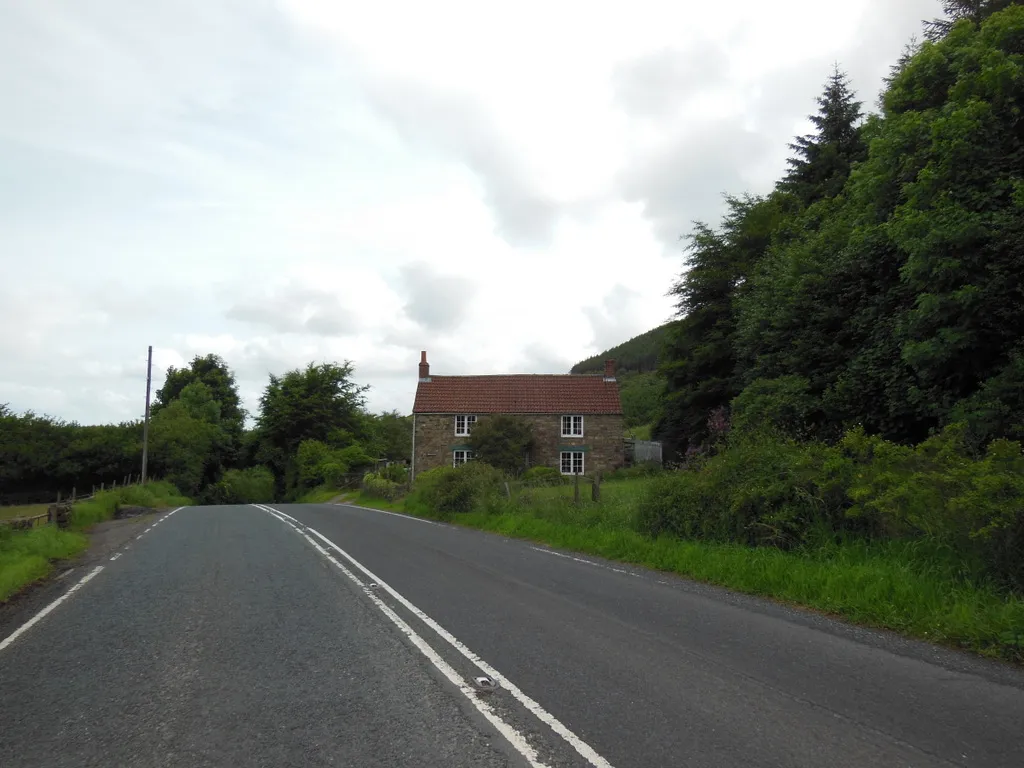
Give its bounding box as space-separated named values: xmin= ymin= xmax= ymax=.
xmin=530 ymin=547 xmax=642 ymax=579
xmin=0 ymin=566 xmax=104 ymax=653
xmin=335 ymin=503 xmax=439 ymax=526
xmin=252 ymin=505 xmax=550 ymax=768
xmin=255 ymin=504 xmax=615 ymax=768
xmin=110 ymin=553 xmax=122 ymax=561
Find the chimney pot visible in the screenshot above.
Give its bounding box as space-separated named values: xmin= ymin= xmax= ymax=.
xmin=604 ymin=359 xmax=616 ymax=381
xmin=419 ymin=351 xmax=430 ymax=381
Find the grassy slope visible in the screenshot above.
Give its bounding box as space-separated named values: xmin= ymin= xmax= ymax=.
xmin=0 ymin=481 xmax=190 ymax=602
xmin=360 ymin=478 xmax=1024 ymax=661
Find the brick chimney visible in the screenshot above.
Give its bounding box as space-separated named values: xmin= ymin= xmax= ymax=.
xmin=419 ymin=351 xmax=430 ymax=381
xmin=603 ymin=359 xmax=616 ymax=382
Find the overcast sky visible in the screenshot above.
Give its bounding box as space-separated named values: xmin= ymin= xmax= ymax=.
xmin=1 ymin=0 xmax=940 ymax=425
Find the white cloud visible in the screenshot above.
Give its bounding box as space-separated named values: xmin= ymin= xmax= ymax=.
xmin=0 ymin=0 xmax=942 ymax=423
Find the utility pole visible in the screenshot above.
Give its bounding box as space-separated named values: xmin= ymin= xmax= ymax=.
xmin=141 ymin=345 xmax=153 ymax=484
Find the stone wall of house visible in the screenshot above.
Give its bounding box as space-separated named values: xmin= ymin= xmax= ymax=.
xmin=413 ymin=413 xmax=625 ymax=477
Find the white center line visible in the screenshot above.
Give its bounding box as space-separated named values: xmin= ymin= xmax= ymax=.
xmin=0 ymin=566 xmax=104 ymax=653
xmin=255 ymin=504 xmax=615 ymax=768
xmin=109 ymin=553 xmax=122 ymax=561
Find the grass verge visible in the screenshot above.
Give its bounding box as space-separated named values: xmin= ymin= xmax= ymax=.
xmin=0 ymin=481 xmax=190 ymax=604
xmin=0 ymin=525 xmax=88 ymax=602
xmin=294 ymin=485 xmax=346 ymax=504
xmin=358 ymin=478 xmax=1024 ymax=662
xmin=71 ymin=481 xmax=190 ymax=529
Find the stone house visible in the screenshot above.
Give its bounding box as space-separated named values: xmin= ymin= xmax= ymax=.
xmin=411 ymin=351 xmax=624 ymax=479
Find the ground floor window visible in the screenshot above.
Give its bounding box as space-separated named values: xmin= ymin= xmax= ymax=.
xmin=560 ymin=451 xmax=584 ymax=475
xmin=453 ymin=449 xmax=474 ymax=467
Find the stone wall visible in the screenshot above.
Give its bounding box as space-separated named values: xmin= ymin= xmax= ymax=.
xmin=413 ymin=413 xmax=625 ymax=478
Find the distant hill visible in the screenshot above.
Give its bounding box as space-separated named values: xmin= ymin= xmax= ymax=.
xmin=571 ymin=324 xmax=671 ymax=429
xmin=570 ymin=325 xmax=670 ymax=375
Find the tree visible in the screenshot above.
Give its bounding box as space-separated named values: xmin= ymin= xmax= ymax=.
xmin=656 ymin=193 xmax=792 ymax=456
xmin=154 ymin=354 xmax=245 ymax=434
xmin=255 ymin=361 xmax=369 ymax=490
xmin=924 ymin=0 xmax=1020 ymax=41
xmin=782 ymin=66 xmax=866 ymax=205
xmin=149 ymin=382 xmax=229 ymax=496
xmin=468 ymin=416 xmax=535 ymax=476
xmin=366 ymin=411 xmax=413 ymax=463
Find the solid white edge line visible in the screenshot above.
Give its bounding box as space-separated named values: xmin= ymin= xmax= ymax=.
xmin=0 ymin=566 xmax=104 ymax=652
xmin=252 ymin=505 xmax=550 ymax=768
xmin=257 ymin=504 xmax=614 ymax=768
xmin=336 ymin=503 xmax=439 ymax=526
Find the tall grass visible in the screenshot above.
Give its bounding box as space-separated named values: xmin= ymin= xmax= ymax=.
xmin=0 ymin=525 xmax=88 ymax=602
xmin=71 ymin=481 xmax=190 ymax=529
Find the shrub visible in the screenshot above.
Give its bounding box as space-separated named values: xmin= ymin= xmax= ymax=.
xmin=633 ymin=422 xmax=1024 ymax=592
xmin=468 ymin=416 xmax=535 ymax=476
xmin=406 ymin=462 xmax=505 ymax=518
xmin=362 ymin=472 xmax=403 ymax=501
xmin=378 ymin=463 xmax=409 ymax=484
xmin=202 ymin=467 xmax=275 ymax=504
xmin=522 ymin=466 xmax=564 ymax=487
xmin=634 ymin=434 xmax=830 ymax=548
xmin=606 ymin=462 xmax=664 ymax=480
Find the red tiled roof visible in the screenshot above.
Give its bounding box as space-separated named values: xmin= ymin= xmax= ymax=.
xmin=413 ymin=375 xmax=622 ymax=415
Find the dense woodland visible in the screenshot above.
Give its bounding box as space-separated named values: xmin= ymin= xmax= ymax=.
xmin=648 ymin=1 xmax=1024 ymax=459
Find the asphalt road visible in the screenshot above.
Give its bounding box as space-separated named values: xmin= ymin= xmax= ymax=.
xmin=3 ymin=503 xmax=1024 ymax=767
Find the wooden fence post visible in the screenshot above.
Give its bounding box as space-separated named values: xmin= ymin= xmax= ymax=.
xmin=574 ymin=470 xmax=580 ymax=505
xmin=71 ymin=487 xmax=76 ymax=502
xmin=591 ymin=471 xmax=601 ymax=503
xmin=100 ymin=482 xmax=105 ymax=492
xmin=56 ymin=490 xmax=62 ymax=504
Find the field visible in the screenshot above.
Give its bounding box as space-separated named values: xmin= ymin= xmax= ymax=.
xmin=0 ymin=504 xmax=49 ymax=522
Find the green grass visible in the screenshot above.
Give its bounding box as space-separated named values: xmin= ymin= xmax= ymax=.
xmin=358 ymin=477 xmax=1024 ymax=661
xmin=0 ymin=525 xmax=88 ymax=602
xmin=626 ymin=423 xmax=653 ymax=441
xmin=71 ymin=481 xmax=190 ymax=529
xmin=0 ymin=504 xmax=49 ymax=521
xmin=294 ymin=485 xmax=346 ymax=504
xmin=0 ymin=481 xmax=191 ymax=603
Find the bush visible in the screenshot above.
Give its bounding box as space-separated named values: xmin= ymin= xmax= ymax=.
xmin=522 ymin=466 xmax=564 ymax=487
xmin=378 ymin=463 xmax=409 ymax=484
xmin=362 ymin=472 xmax=403 ymax=501
xmin=406 ymin=462 xmax=505 ymax=518
xmin=468 ymin=416 xmax=535 ymax=476
xmin=634 ymin=433 xmax=839 ymax=549
xmin=606 ymin=462 xmax=664 ymax=480
xmin=633 ymin=422 xmax=1024 ymax=592
xmin=202 ymin=466 xmax=275 ymax=504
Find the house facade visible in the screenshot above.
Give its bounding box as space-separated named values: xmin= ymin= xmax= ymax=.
xmin=411 ymin=351 xmax=624 ymax=478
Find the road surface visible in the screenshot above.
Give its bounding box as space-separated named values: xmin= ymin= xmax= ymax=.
xmin=2 ymin=503 xmax=1023 ymax=767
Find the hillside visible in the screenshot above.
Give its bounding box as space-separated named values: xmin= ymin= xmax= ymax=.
xmin=572 ymin=326 xmax=669 ymax=429
xmin=570 ymin=325 xmax=669 ymax=375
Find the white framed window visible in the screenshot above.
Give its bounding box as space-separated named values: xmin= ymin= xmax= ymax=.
xmin=455 ymin=414 xmax=476 ymax=436
xmin=560 ymin=451 xmax=584 ymax=475
xmin=561 ymin=415 xmax=584 ymax=437
xmin=453 ymin=449 xmax=474 ymax=467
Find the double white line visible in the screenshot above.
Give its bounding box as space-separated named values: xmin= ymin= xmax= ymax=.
xmin=251 ymin=503 xmax=615 ymax=768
